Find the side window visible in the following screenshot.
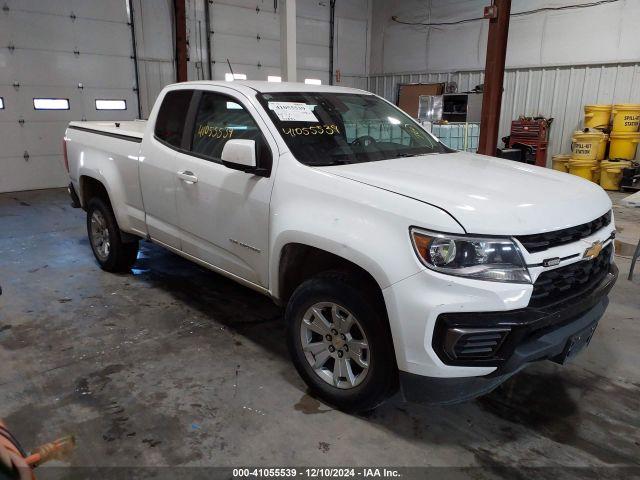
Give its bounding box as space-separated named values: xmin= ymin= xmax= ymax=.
xmin=154 ymin=89 xmax=194 ymax=148
xmin=190 ymin=92 xmax=268 ymax=164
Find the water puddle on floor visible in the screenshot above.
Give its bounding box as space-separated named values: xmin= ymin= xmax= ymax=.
xmin=294 ymin=394 xmax=332 ymax=414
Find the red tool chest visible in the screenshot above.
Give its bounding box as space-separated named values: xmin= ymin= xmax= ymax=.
xmin=507 ymin=118 xmax=552 ymax=167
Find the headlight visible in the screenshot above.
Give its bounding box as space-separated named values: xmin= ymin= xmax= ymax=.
xmin=410 ymin=228 xmax=531 ymax=283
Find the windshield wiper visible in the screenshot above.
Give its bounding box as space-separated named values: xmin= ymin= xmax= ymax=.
xmin=312 ymin=159 xmax=351 ymax=166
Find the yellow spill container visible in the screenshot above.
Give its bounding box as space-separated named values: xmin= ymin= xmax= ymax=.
xmin=551 ymin=154 xmax=571 ymax=172
xmin=611 ymin=104 xmax=640 ymax=132
xmin=571 ymin=130 xmax=606 ymax=160
xmin=600 ymin=159 xmax=633 ymax=190
xmin=568 ymin=158 xmax=599 ymax=182
xmin=584 ymin=104 xmax=612 ymax=130
xmin=609 ymin=131 xmax=640 ymax=160
xmin=597 ymin=133 xmax=608 ymax=160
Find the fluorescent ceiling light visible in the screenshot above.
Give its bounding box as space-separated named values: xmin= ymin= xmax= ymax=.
xmin=267 ymin=75 xmax=282 ymax=83
xmin=33 ymin=98 xmax=69 ymax=110
xmin=387 ymin=116 xmax=401 ymax=125
xmin=0 ymin=97 xmax=4 ymax=109
xmin=95 ymin=99 xmax=127 ymax=110
xmin=225 ymin=73 xmax=247 ymax=81
xmin=304 ymin=78 xmax=322 ymax=85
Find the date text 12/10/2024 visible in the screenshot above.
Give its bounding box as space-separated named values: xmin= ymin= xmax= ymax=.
xmin=233 ymin=468 xmax=402 ymax=478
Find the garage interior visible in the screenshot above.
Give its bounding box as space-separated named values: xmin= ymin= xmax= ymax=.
xmin=1 ymin=0 xmax=639 ymax=476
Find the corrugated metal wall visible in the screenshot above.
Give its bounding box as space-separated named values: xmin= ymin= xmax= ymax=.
xmin=368 ymin=62 xmax=640 ymax=164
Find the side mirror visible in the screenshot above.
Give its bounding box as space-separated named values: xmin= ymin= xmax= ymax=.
xmin=221 ymin=139 xmax=256 ymax=169
xmin=221 ymin=139 xmax=270 ymax=177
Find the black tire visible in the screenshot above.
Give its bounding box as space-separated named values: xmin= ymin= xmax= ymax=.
xmin=86 ymin=197 xmax=139 ymax=273
xmin=286 ymin=271 xmax=398 ymax=412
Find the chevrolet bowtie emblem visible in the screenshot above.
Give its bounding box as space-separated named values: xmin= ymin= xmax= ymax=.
xmin=583 ymin=241 xmax=603 ymax=260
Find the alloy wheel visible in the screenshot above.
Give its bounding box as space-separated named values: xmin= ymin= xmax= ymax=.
xmin=300 ymin=302 xmax=370 ymax=389
xmin=90 ymin=210 xmax=110 ymax=261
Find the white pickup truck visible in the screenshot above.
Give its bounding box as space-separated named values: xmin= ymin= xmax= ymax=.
xmin=64 ymin=81 xmax=618 ymax=411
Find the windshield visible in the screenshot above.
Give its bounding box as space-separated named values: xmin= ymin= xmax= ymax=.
xmin=257 ymin=92 xmax=448 ymax=166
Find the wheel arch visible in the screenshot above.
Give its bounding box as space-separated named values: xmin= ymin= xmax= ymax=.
xmin=79 ymin=175 xmax=110 ymax=210
xmin=79 ymin=174 xmax=137 ymax=241
xmin=275 ymin=241 xmax=388 ymax=311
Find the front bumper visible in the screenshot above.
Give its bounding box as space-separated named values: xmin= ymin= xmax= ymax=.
xmin=398 ymin=262 xmax=618 ymax=404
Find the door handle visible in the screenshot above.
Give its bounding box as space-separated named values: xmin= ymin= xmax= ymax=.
xmin=177 ymin=170 xmax=198 ymax=184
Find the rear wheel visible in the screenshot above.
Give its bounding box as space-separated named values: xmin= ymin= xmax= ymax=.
xmin=86 ymin=197 xmax=139 ymax=272
xmin=286 ymin=272 xmax=397 ymax=412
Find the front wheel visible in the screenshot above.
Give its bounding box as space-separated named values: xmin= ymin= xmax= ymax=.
xmin=286 ymin=272 xmax=397 ymax=412
xmin=86 ymin=197 xmax=139 ymax=272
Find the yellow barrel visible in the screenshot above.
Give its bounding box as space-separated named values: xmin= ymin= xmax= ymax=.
xmin=551 ymin=154 xmax=571 ymax=172
xmin=600 ymin=159 xmax=633 ymax=190
xmin=572 ymin=130 xmax=605 ymax=160
xmin=611 ymin=104 xmax=640 ymax=132
xmin=568 ymin=158 xmax=599 ymax=182
xmin=593 ymin=164 xmax=601 ymax=184
xmin=609 ymin=131 xmax=640 ymax=160
xmin=584 ymin=104 xmax=612 ymax=130
xmin=597 ymin=133 xmax=608 ymax=160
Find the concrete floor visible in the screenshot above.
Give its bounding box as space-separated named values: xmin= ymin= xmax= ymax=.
xmin=0 ymin=188 xmax=638 ymax=476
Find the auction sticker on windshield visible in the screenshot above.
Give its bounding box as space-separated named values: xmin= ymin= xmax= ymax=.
xmin=268 ymin=102 xmax=318 ymax=122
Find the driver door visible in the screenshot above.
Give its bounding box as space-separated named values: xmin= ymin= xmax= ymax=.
xmin=175 ymin=88 xmax=278 ymax=288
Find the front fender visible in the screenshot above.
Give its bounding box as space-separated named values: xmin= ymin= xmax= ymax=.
xmin=268 ymin=156 xmax=465 ymax=299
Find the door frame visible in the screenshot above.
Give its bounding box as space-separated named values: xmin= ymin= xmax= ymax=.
xmin=155 ymin=86 xmax=282 ymax=175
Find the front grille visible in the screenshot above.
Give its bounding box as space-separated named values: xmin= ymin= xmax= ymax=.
xmin=529 ymin=244 xmax=612 ymax=307
xmin=516 ymin=211 xmax=611 ymax=253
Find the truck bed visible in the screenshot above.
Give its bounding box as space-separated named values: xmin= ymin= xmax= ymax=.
xmin=65 ymin=119 xmax=148 ymax=238
xmin=68 ymin=120 xmax=147 ymax=140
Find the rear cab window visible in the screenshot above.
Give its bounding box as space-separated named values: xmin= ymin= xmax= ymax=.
xmin=154 ymin=89 xmax=194 ymax=148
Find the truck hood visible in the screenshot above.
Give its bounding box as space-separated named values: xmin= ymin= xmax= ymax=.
xmin=321 ymin=151 xmax=612 ymax=235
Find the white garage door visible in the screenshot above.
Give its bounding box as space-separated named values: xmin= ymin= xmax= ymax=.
xmin=207 ymin=0 xmax=283 ymax=82
xmin=188 ymin=0 xmax=368 ymax=87
xmin=0 ymin=0 xmax=138 ymax=193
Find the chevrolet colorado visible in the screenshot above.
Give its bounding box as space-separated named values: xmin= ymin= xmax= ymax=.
xmin=64 ymin=81 xmax=617 ymax=411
